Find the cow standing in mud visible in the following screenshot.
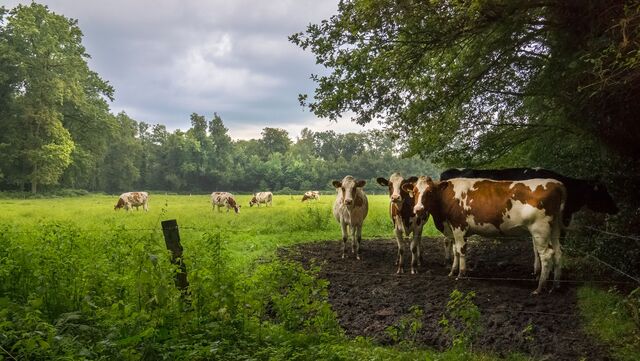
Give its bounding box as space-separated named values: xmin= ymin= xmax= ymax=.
xmin=403 ymin=176 xmax=566 ymax=295
xmin=114 ymin=192 xmax=149 ymax=211
xmin=211 ymin=192 xmax=240 ymax=213
xmin=332 ymin=176 xmax=368 ymax=260
xmin=377 ymin=173 xmax=428 ymax=274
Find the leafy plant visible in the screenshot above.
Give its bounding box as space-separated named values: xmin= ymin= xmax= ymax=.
xmin=385 ymin=305 xmax=424 ymax=346
xmin=439 ymin=289 xmax=482 ymax=349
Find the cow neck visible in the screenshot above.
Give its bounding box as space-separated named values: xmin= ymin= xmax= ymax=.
xmin=426 ymin=182 xmax=446 ymax=233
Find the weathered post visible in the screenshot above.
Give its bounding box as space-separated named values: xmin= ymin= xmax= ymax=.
xmin=161 ymin=219 xmax=190 ymax=297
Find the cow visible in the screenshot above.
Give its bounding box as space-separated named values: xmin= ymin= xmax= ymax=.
xmin=114 ymin=192 xmax=149 ymax=211
xmin=377 ymin=173 xmax=428 ymax=274
xmin=211 ymin=192 xmax=240 ymax=213
xmin=301 ymin=191 xmax=320 ymax=202
xmin=403 ymin=176 xmax=566 ymax=295
xmin=439 ymin=168 xmax=618 ymax=226
xmin=332 ymin=176 xmax=369 ymax=260
xmin=249 ymin=192 xmax=273 ymax=207
xmin=440 ymin=167 xmax=619 ymax=274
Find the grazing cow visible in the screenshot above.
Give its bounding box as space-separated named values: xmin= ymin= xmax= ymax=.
xmin=301 ymin=191 xmax=320 ymax=202
xmin=249 ymin=191 xmax=273 ymax=207
xmin=403 ymin=176 xmax=566 ymax=295
xmin=332 ymin=176 xmax=369 ymax=259
xmin=377 ymin=173 xmax=428 ymax=274
xmin=114 ymin=192 xmax=149 ymax=211
xmin=211 ymin=192 xmax=240 ymax=213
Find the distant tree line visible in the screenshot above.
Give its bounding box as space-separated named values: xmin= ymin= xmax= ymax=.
xmin=0 ymin=3 xmax=437 ymax=195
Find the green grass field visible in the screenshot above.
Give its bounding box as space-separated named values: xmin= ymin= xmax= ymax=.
xmin=0 ymin=194 xmax=637 ymax=361
xmin=0 ymin=193 xmax=439 ymax=268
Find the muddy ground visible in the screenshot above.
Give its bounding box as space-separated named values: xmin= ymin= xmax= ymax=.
xmin=280 ymin=237 xmax=617 ymax=360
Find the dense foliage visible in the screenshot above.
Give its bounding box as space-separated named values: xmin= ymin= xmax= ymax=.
xmin=291 ymin=0 xmax=640 ymax=275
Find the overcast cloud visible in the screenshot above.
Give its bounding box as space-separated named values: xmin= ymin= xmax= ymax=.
xmin=4 ymin=0 xmax=381 ymax=139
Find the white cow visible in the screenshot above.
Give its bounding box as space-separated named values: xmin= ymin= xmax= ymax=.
xmin=114 ymin=192 xmax=149 ymax=211
xmin=301 ymin=191 xmax=320 ymax=202
xmin=211 ymin=192 xmax=240 ymax=213
xmin=249 ymin=192 xmax=273 ymax=207
xmin=332 ymin=176 xmax=368 ymax=259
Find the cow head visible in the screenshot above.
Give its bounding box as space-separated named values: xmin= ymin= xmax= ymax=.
xmin=586 ymin=181 xmax=619 ymax=214
xmin=249 ymin=194 xmax=258 ymax=207
xmin=377 ymin=173 xmax=418 ymax=204
xmin=301 ymin=194 xmax=309 ymax=202
xmin=114 ymin=198 xmax=125 ymax=210
xmin=227 ymin=197 xmax=240 ymax=213
xmin=402 ymin=176 xmax=444 ymax=214
xmin=333 ymin=176 xmax=366 ymax=208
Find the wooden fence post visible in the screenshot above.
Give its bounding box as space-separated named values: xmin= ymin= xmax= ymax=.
xmin=161 ymin=219 xmax=190 ymax=297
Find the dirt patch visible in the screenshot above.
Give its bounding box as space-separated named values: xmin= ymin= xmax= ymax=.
xmin=280 ymin=237 xmax=615 ymax=360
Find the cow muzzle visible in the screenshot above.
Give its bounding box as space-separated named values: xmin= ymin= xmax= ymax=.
xmin=413 ymin=204 xmax=424 ymax=213
xmin=391 ymin=194 xmax=401 ymax=203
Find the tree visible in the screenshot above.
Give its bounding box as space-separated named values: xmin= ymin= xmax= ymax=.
xmin=0 ymin=3 xmax=113 ymax=192
xmin=259 ymin=127 xmax=292 ymax=159
xmin=290 ymin=0 xmax=640 ymax=166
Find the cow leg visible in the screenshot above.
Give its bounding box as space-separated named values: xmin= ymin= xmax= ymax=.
xmin=444 ymin=237 xmax=453 ymax=263
xmin=551 ymin=222 xmax=563 ymax=290
xmin=410 ymin=234 xmax=420 ymax=274
xmin=449 ymin=230 xmax=466 ymax=278
xmin=532 ymin=238 xmax=541 ymax=278
xmin=341 ymin=222 xmax=348 ymax=259
xmin=395 ymin=227 xmax=404 ymax=273
xmin=351 ymin=224 xmax=362 ymax=259
xmin=530 ymin=229 xmax=554 ymax=295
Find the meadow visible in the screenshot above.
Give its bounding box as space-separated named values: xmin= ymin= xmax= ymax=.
xmin=0 ymin=194 xmax=637 ymax=361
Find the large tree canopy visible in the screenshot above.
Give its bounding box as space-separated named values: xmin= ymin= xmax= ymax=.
xmin=0 ymin=3 xmax=114 ymax=192
xmin=290 ymin=0 xmax=640 ymax=167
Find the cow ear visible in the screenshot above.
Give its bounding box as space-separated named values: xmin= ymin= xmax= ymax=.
xmin=356 ymin=179 xmax=367 ymax=188
xmin=401 ymin=183 xmax=414 ymax=193
xmin=332 ymin=181 xmax=341 ymax=188
xmin=376 ymin=177 xmax=388 ymax=186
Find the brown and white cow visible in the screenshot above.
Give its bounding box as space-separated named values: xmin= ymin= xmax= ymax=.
xmin=403 ymin=177 xmax=566 ymax=295
xmin=332 ymin=176 xmax=368 ymax=259
xmin=114 ymin=192 xmax=149 ymax=211
xmin=377 ymin=173 xmax=428 ymax=274
xmin=211 ymin=192 xmax=240 ymax=213
xmin=301 ymin=191 xmax=320 ymax=202
xmin=249 ymin=192 xmax=273 ymax=207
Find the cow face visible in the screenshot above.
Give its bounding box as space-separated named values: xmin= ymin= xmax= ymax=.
xmin=402 ymin=176 xmax=439 ymax=214
xmin=333 ymin=176 xmax=366 ymax=208
xmin=587 ymin=182 xmax=619 ymax=214
xmin=378 ymin=173 xmax=418 ymax=204
xmin=114 ymin=198 xmax=125 ymax=210
xmin=249 ymin=194 xmax=257 ymax=207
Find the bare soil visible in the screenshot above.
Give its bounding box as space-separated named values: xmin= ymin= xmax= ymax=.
xmin=280 ymin=237 xmax=615 ymax=360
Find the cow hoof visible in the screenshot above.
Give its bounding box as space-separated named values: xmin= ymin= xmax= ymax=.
xmin=341 ymin=254 xmax=345 ymax=259
xmin=411 ymin=269 xmax=417 ymax=275
xmin=356 ymin=255 xmax=361 ymax=260
xmin=448 ymin=272 xmax=455 ymax=277
xmin=396 ymin=268 xmax=403 ymax=274
xmin=531 ymin=290 xmax=541 ymax=296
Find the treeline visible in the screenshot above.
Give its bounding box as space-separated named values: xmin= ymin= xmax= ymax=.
xmin=0 ymin=3 xmax=437 ymax=195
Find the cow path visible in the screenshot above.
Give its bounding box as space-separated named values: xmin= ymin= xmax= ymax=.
xmin=280 ymin=237 xmax=613 ymax=360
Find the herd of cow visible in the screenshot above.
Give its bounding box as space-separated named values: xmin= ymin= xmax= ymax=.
xmin=113 ymin=167 xmax=618 ymax=295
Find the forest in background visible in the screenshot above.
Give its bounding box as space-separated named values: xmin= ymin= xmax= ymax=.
xmin=0 ymin=3 xmax=437 ymax=195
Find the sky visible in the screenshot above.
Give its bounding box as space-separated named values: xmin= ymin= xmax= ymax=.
xmin=4 ymin=0 xmax=381 ymax=139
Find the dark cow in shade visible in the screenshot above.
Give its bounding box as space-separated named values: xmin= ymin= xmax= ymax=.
xmin=377 ymin=173 xmax=428 ymax=274
xmin=211 ymin=192 xmax=240 ymax=213
xmin=403 ymin=176 xmax=567 ymax=295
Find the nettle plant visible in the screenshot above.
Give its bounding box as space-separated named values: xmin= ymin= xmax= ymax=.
xmin=385 ymin=305 xmax=424 ymax=345
xmin=439 ymin=289 xmax=482 ymax=349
